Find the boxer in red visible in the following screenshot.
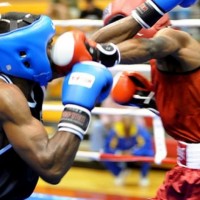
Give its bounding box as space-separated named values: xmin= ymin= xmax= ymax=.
xmin=91 ymin=0 xmax=200 ymax=199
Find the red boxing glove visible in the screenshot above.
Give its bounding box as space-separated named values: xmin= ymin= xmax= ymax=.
xmin=103 ymin=0 xmax=170 ymax=38
xmin=103 ymin=0 xmax=140 ymax=25
xmin=111 ymin=71 xmax=158 ymax=114
xmin=50 ymin=30 xmax=120 ymax=76
xmin=50 ymin=30 xmax=94 ymax=75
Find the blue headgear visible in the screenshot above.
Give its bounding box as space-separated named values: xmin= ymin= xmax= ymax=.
xmin=0 ymin=14 xmax=55 ymax=86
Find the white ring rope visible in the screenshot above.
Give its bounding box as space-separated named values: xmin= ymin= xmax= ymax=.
xmin=53 ymin=19 xmax=103 ymax=27
xmin=0 ymin=2 xmax=10 ymax=6
xmin=110 ymin=64 xmax=150 ymax=72
xmin=75 ymin=151 xmax=177 ymax=165
xmin=171 ymin=19 xmax=200 ymax=27
xmin=53 ymin=19 xmax=200 ymax=28
xmin=43 ymin=104 xmax=156 ymax=117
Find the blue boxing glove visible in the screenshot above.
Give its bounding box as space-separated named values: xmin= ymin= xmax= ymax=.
xmin=58 ymin=61 xmax=113 ymax=140
xmin=180 ymin=0 xmax=197 ymax=7
xmin=132 ymin=0 xmax=197 ymax=28
xmin=152 ymin=0 xmax=197 ymax=12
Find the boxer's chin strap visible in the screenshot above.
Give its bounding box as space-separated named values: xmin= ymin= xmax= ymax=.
xmin=0 ymin=144 xmax=12 ymax=155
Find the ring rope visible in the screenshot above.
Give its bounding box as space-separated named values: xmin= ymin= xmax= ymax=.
xmin=43 ymin=104 xmax=156 ymax=117
xmin=76 ymin=151 xmax=177 ymax=165
xmin=53 ymin=19 xmax=200 ymax=28
xmin=0 ymin=2 xmax=10 ymax=7
xmin=110 ymin=64 xmax=150 ymax=72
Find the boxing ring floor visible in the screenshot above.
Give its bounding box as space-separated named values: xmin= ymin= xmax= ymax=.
xmin=28 ymin=166 xmax=168 ymax=200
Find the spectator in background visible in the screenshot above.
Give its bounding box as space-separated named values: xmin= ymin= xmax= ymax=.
xmin=47 ymin=0 xmax=72 ymax=35
xmin=89 ymin=95 xmax=125 ymax=152
xmin=47 ymin=0 xmax=71 ymax=19
xmin=89 ymin=114 xmax=108 ymax=152
xmin=103 ymin=115 xmax=154 ymax=186
xmin=79 ymin=0 xmax=103 ymax=37
xmin=79 ymin=0 xmax=103 ymax=20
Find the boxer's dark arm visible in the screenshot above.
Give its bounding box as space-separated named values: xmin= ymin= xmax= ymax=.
xmin=91 ymin=16 xmax=142 ymax=43
xmin=0 ymin=83 xmax=80 ymax=184
xmin=111 ymin=29 xmax=176 ymax=64
xmin=116 ymin=28 xmax=200 ymax=71
xmin=154 ymin=28 xmax=200 ymax=70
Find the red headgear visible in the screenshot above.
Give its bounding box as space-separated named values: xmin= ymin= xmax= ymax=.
xmin=103 ymin=0 xmax=171 ymax=38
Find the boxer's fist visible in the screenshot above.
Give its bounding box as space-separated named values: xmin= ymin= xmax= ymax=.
xmin=58 ymin=61 xmax=113 ymax=140
xmin=103 ymin=0 xmax=170 ymax=39
xmin=62 ymin=61 xmax=113 ymax=110
xmin=103 ymin=0 xmax=143 ymax=25
xmin=51 ymin=30 xmax=120 ymax=76
xmin=50 ymin=30 xmax=93 ymax=75
xmin=111 ymin=71 xmax=158 ymax=114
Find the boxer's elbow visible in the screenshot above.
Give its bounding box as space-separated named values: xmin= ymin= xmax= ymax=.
xmin=39 ymin=165 xmax=70 ymax=184
xmin=36 ymin=154 xmax=72 ymax=184
xmin=40 ymin=171 xmax=65 ymax=184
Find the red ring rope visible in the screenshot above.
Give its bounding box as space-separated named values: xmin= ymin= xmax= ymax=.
xmin=76 ymin=151 xmax=176 ymax=165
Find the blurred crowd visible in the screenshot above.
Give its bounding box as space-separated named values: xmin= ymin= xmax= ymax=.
xmin=45 ymin=0 xmax=200 ymax=39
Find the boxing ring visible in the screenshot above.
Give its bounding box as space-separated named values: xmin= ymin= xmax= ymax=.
xmin=43 ymin=103 xmax=176 ymax=165
xmin=37 ymin=18 xmax=200 ymax=199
